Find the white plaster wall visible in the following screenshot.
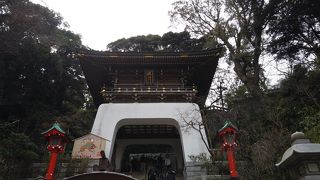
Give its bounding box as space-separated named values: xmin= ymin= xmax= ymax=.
xmin=91 ymin=103 xmax=210 ymax=163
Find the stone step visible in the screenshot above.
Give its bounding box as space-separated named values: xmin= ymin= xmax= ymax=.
xmin=29 ymin=160 xmax=245 ymax=179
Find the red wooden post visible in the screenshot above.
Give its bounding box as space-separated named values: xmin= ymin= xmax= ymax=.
xmin=226 ymin=148 xmax=238 ymax=178
xmin=218 ymin=121 xmax=239 ymax=180
xmin=42 ymin=122 xmax=69 ymax=180
xmin=46 ymin=152 xmax=58 ymax=180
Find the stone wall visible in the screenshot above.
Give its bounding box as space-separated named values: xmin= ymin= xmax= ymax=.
xmin=30 ymin=160 xmax=237 ymax=180
xmin=30 ymin=159 xmax=99 ymax=180
xmin=185 ymin=161 xmax=230 ymax=180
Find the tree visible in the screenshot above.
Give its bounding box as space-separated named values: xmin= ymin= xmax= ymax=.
xmin=0 ymin=1 xmax=94 ymax=178
xmin=0 ymin=132 xmax=39 ymax=179
xmin=0 ymin=0 xmax=85 ymax=109
xmin=267 ymin=0 xmax=320 ymax=68
xmin=107 ymin=34 xmax=162 ymax=52
xmin=224 ymin=89 xmax=291 ymax=179
xmin=169 ymin=1 xmax=308 ymax=178
xmin=276 ymin=65 xmax=320 ymax=142
xmin=0 ymin=0 xmax=63 ymax=54
xmin=160 ymin=31 xmax=210 ymax=51
xmin=106 ymin=31 xmax=209 ymax=52
xmin=170 ymin=0 xmax=282 ymax=120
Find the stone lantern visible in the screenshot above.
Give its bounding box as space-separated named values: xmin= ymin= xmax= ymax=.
xmin=276 ymin=132 xmax=320 ymax=180
xmin=42 ymin=122 xmax=69 ymax=180
xmin=218 ymin=121 xmax=239 ymax=180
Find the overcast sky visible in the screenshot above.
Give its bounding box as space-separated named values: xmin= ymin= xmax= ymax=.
xmin=30 ymin=0 xmax=285 ymax=86
xmin=31 ymin=0 xmax=183 ymax=50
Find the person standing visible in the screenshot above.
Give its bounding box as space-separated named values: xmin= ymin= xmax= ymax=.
xmin=99 ymin=150 xmax=110 ymax=171
xmin=166 ymin=165 xmax=176 ymax=180
xmin=164 ymin=154 xmax=171 ymax=171
xmin=156 ymin=154 xmax=164 ymax=175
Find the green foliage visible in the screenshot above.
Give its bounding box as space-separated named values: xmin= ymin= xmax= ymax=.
xmin=267 ymin=0 xmax=320 ymax=67
xmin=223 ymin=65 xmax=320 ymax=179
xmin=78 ymin=158 xmax=90 ymax=173
xmin=65 ymin=159 xmax=77 ymax=177
xmin=225 ymin=85 xmax=248 ymax=101
xmin=188 ymin=153 xmax=229 ymax=176
xmin=189 ymin=153 xmax=215 ymax=174
xmin=275 ymin=65 xmax=320 ymax=146
xmin=0 ymin=0 xmax=94 ymax=178
xmin=0 ymin=132 xmax=39 ymax=179
xmin=107 ymin=34 xmax=162 ymax=52
xmin=305 ymin=123 xmax=320 ymax=143
xmin=0 ymin=132 xmax=38 ymax=160
xmin=276 ymin=65 xmax=320 ymax=131
xmin=169 ymin=1 xmax=319 ymax=177
xmin=170 ymin=0 xmax=279 ymax=96
xmin=61 ymin=108 xmax=97 ymax=140
xmin=64 ymin=158 xmax=91 ymax=177
xmin=107 ymin=31 xmax=212 ymax=52
xmin=160 ymin=31 xmax=211 ymax=51
xmin=189 ymin=153 xmax=211 ymax=163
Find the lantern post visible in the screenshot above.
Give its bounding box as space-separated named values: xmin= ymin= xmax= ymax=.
xmin=42 ymin=122 xmax=69 ymax=180
xmin=218 ymin=121 xmax=239 ymax=180
xmin=276 ymin=132 xmax=320 ymax=179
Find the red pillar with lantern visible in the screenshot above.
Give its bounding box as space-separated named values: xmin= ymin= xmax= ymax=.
xmin=42 ymin=122 xmax=69 ymax=180
xmin=218 ymin=121 xmax=239 ymax=180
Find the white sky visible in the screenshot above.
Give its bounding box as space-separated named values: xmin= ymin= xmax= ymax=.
xmin=30 ymin=0 xmax=183 ymax=50
xmin=30 ymin=0 xmax=285 ymax=89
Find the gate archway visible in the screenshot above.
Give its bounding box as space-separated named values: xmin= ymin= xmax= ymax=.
xmin=110 ymin=120 xmax=184 ymax=178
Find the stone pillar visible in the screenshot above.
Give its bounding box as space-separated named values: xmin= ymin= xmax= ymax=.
xmin=276 ymin=132 xmax=320 ymax=180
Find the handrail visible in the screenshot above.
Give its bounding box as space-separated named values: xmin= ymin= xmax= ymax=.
xmin=101 ymin=87 xmax=196 ymax=93
xmin=113 ymin=83 xmax=185 ymax=88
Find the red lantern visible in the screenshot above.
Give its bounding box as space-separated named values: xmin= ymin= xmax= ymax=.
xmin=218 ymin=121 xmax=239 ymax=179
xmin=42 ymin=122 xmax=69 ymax=180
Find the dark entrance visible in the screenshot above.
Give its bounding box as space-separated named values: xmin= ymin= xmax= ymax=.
xmin=111 ymin=124 xmax=184 ymax=179
xmin=116 ymin=124 xmax=180 ymax=139
xmin=121 ymin=144 xmax=174 ymax=172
